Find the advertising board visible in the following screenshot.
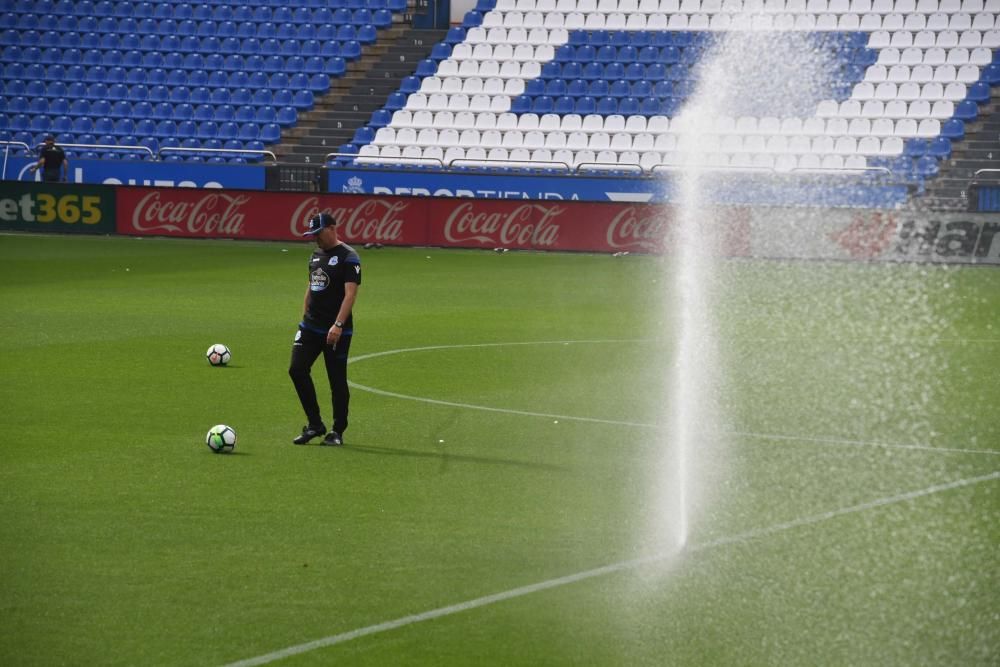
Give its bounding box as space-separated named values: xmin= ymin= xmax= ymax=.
xmin=3 ymin=156 xmax=265 ymax=190
xmin=0 ymin=181 xmax=115 ymax=234
xmin=114 ymin=185 xmax=753 ymax=255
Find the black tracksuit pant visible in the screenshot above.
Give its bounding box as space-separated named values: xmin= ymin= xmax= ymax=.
xmin=288 ymin=325 xmax=352 ymax=434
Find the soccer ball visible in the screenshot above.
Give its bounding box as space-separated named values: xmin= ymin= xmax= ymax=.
xmin=206 ymin=343 xmax=231 ymax=366
xmin=206 ymin=424 xmax=237 ymax=454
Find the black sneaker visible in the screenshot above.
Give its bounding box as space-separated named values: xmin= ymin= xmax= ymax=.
xmin=293 ymin=424 xmax=326 ymax=445
xmin=322 ymin=431 xmax=343 ymax=446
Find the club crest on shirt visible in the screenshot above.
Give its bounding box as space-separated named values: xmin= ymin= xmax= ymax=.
xmin=310 ymin=268 xmax=329 ymax=291
xmin=328 ymin=256 xmax=339 ymax=266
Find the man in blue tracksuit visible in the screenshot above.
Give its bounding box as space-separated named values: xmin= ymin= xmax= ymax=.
xmin=289 ymin=212 xmax=361 ymax=446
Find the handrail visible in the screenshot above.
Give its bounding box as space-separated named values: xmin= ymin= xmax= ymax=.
xmin=973 ymin=168 xmax=1000 ymax=178
xmin=324 ymin=151 xmax=362 ymax=163
xmin=576 ymin=162 xmax=643 ymax=174
xmin=159 ymin=146 xmax=277 ymax=161
xmin=449 ymin=157 xmax=571 ymax=170
xmin=651 ymin=164 xmax=775 ymax=174
xmin=791 ymin=165 xmax=892 ymax=176
xmin=40 ymin=142 xmax=155 ymax=158
xmin=0 ymin=141 xmax=30 ymax=151
xmin=355 ymin=155 xmax=445 ymax=166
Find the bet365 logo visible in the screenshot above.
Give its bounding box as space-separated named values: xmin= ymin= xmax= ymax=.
xmin=0 ymin=192 xmax=103 ymax=225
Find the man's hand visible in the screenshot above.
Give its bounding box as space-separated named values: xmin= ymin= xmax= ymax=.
xmin=326 ymin=324 xmax=342 ymax=347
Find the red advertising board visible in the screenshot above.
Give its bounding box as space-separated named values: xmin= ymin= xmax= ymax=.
xmin=115 ymin=186 xmax=750 ymax=255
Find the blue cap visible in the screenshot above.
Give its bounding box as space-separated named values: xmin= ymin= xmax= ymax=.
xmin=304 ymin=212 xmax=338 ymax=236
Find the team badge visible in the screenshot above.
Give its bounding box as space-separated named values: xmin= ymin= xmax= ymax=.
xmin=328 ymin=256 xmax=339 ymax=266
xmin=310 ymin=268 xmax=329 ymax=291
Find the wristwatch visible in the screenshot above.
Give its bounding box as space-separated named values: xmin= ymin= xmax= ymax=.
xmin=334 ymin=320 xmax=344 ymax=328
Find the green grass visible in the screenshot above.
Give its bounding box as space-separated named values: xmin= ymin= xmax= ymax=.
xmin=1 ymin=233 xmax=997 ymax=666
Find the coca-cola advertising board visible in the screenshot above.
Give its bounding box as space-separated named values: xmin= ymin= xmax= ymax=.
xmin=115 ymin=185 xmax=752 ymax=255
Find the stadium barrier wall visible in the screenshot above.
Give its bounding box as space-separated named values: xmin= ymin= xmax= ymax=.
xmin=748 ymin=207 xmax=1000 ymax=265
xmin=4 ymin=182 xmax=995 ymax=265
xmin=1 ymin=155 xmax=909 ymax=208
xmin=2 ymin=156 xmax=266 ymax=190
xmin=110 ymin=185 xmax=1000 ymax=264
xmin=0 ymin=180 xmax=115 ymax=235
xmin=113 ymin=185 xmax=753 ymax=255
xmin=329 ymin=167 xmax=911 ymax=208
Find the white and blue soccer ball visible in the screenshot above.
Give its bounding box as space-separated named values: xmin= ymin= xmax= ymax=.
xmin=206 ymin=424 xmax=237 ymax=454
xmin=206 ymin=343 xmax=231 ymax=366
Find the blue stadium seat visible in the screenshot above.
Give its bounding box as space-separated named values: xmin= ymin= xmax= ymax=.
xmin=954 ymin=100 xmax=979 ymax=120
xmin=927 ymin=137 xmax=952 ymax=159
xmin=941 ymin=119 xmax=965 ymax=140
xmin=632 ymin=80 xmax=652 ymax=97
xmin=93 ymin=117 xmax=114 ymax=135
xmin=341 ymin=40 xmax=362 ymax=60
xmin=914 ymin=155 xmax=939 ymax=178
xmin=461 ymin=11 xmax=482 ymax=28
xmin=399 ymin=76 xmax=420 ymax=93
xmin=215 ymin=105 xmax=235 ymax=122
xmin=353 ymin=126 xmax=375 ymax=144
xmin=194 ymin=104 xmax=215 ymax=122
xmin=588 ymin=80 xmax=610 ymax=97
xmin=609 ymin=79 xmax=630 ymax=97
xmin=235 ymin=105 xmax=255 ymax=123
xmin=50 ymin=95 xmax=70 ymax=113
xmin=510 ymin=96 xmax=531 ymax=113
xmin=368 ymin=109 xmax=391 ymax=129
xmin=217 ymin=122 xmax=239 ymax=141
xmin=256 ymin=106 xmax=276 ymax=123
xmin=197 ymin=121 xmax=218 ymax=139
xmin=154 ymin=119 xmax=176 ymax=137
xmin=114 ymin=118 xmax=135 ymax=136
xmin=532 ymin=96 xmax=554 ymax=113
xmin=72 ymin=116 xmax=95 ymax=134
xmin=384 ymin=92 xmax=406 ymax=111
xmin=228 ymin=89 xmax=251 ymax=107
xmin=575 ymin=96 xmax=596 ymax=114
xmin=238 ymin=123 xmax=259 ymax=141
xmin=252 ymin=89 xmax=273 ymax=106
xmin=554 ymin=96 xmax=574 ymax=114
xmin=68 ymin=99 xmax=90 ymax=116
xmin=546 ymin=79 xmax=568 ymax=96
xmin=112 ymin=99 xmax=133 ymax=116
xmin=292 ymin=90 xmax=314 ymax=109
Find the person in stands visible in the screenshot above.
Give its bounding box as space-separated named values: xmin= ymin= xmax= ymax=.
xmin=29 ymin=135 xmax=69 ymax=182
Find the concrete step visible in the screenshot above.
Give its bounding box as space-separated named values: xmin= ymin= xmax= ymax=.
xmin=275 ymin=25 xmax=445 ymax=163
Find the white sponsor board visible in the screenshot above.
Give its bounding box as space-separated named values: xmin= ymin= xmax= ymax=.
xmin=747 ymin=208 xmax=1000 ymax=265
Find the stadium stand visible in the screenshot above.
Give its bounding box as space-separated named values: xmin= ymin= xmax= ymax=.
xmin=341 ymin=0 xmax=999 ymax=195
xmin=0 ymin=0 xmax=996 ymax=199
xmin=0 ymin=0 xmax=408 ymax=162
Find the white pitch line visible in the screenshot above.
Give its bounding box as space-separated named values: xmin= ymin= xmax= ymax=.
xmin=221 ymin=471 xmax=1000 ymax=667
xmin=347 ymin=342 xmax=1000 ymax=457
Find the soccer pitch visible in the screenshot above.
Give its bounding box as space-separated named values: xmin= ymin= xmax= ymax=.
xmin=1 ymin=233 xmax=997 ymax=666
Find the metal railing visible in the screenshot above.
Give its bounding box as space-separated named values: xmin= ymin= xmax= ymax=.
xmin=1 ymin=141 xmax=31 ymax=180
xmin=159 ymin=147 xmax=277 ymax=162
xmin=44 ymin=142 xmax=156 ymax=159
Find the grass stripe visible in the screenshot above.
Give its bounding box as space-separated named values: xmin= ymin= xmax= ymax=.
xmin=221 ymin=470 xmax=1000 ymax=667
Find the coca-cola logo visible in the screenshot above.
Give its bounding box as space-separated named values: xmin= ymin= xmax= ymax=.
xmin=606 ymin=206 xmax=670 ymax=250
xmin=442 ymin=202 xmax=563 ymax=246
xmin=829 ymin=211 xmax=898 ymax=259
xmin=290 ymin=198 xmax=406 ymax=242
xmin=130 ymin=191 xmax=249 ymax=235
